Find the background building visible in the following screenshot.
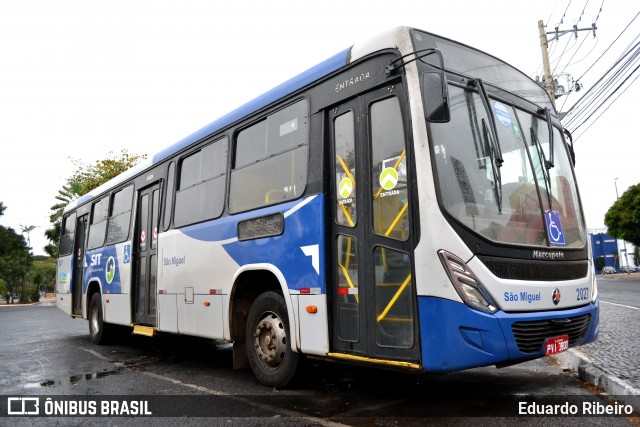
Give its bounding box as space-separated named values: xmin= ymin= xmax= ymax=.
xmin=589 ymin=230 xmax=637 ymax=273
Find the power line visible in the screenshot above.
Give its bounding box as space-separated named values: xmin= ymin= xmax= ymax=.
xmin=564 ymin=41 xmax=640 ymax=121
xmin=573 ymin=66 xmax=640 ymax=141
xmin=575 ymin=9 xmax=640 ymax=83
xmin=556 ymin=0 xmax=573 ymax=27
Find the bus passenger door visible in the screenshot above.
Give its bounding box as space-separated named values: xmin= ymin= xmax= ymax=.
xmin=133 ymin=183 xmax=160 ymax=326
xmin=329 ymin=84 xmax=419 ymax=363
xmin=72 ymin=214 xmax=88 ymax=316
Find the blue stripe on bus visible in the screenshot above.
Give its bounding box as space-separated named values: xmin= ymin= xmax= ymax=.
xmin=178 ymin=195 xmax=326 ymax=293
xmin=152 ymin=49 xmax=351 ymax=165
xmin=418 ymin=296 xmax=599 ymax=372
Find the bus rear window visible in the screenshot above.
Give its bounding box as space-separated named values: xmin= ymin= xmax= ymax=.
xmin=59 ymin=212 xmax=76 ymax=256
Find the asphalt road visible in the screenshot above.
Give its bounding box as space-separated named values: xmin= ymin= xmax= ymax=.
xmin=0 ymin=304 xmax=637 ymax=426
xmin=597 ymin=277 xmax=640 ymax=309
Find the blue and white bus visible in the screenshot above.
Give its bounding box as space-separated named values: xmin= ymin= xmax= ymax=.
xmin=57 ymin=26 xmax=598 ymax=387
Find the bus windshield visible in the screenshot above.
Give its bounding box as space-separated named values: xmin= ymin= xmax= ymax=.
xmin=429 ymin=84 xmax=586 ymax=248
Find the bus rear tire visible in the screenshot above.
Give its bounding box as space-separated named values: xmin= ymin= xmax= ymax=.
xmin=246 ymin=291 xmax=301 ymax=388
xmin=88 ymin=293 xmax=115 ymax=345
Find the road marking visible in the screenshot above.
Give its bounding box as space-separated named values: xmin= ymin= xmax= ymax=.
xmin=601 ymin=300 xmax=639 ymax=310
xmin=79 ymin=345 xmax=348 ymax=426
xmin=140 ymin=371 xmax=349 ymax=426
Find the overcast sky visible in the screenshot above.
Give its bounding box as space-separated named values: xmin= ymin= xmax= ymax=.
xmin=1 ymin=0 xmax=638 ymax=255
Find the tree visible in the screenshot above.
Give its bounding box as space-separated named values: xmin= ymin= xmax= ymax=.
xmin=0 ymin=203 xmax=32 ymax=303
xmin=595 ymin=256 xmax=605 ymax=271
xmin=605 ymin=183 xmax=640 ymax=247
xmin=30 ymin=257 xmax=56 ymax=294
xmin=44 ymin=149 xmax=147 ymax=257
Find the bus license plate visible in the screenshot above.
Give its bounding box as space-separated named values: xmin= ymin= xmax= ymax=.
xmin=545 ymin=335 xmax=569 ymax=355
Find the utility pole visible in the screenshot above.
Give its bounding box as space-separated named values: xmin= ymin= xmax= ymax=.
xmin=538 ymin=20 xmax=556 ymax=109
xmin=537 ymin=20 xmax=597 ymax=112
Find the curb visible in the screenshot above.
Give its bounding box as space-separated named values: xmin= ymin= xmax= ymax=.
xmin=554 ymin=349 xmax=640 ymax=409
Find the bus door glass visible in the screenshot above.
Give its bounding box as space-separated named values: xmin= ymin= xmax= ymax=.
xmin=134 ymin=183 xmax=160 ymax=326
xmin=72 ymin=214 xmax=88 ymax=316
xmin=329 ymin=83 xmax=419 ymax=362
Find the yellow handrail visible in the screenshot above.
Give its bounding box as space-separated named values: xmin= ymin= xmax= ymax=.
xmin=384 ymin=202 xmax=408 ymax=237
xmin=376 ymin=274 xmax=411 ymax=322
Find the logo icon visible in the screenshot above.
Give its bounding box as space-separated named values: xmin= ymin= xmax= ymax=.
xmin=339 ymin=177 xmax=353 ymax=199
xmin=123 ymin=244 xmax=131 ymax=264
xmin=105 ymin=256 xmax=116 ymax=284
xmin=379 ymin=167 xmax=399 ymax=191
xmin=7 ymin=397 xmax=39 ymax=415
xmin=552 ymin=288 xmax=561 ymax=305
xmin=545 ymin=210 xmax=565 ymax=245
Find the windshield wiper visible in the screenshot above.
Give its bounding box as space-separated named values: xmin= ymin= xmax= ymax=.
xmin=482 ymin=119 xmax=503 ymax=213
xmin=470 ymin=78 xmax=503 ymax=213
xmin=530 ymin=127 xmax=554 ymax=210
xmin=538 ymin=107 xmax=555 ymax=170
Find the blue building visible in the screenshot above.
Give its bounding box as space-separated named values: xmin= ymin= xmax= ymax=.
xmin=590 ymin=232 xmax=620 ymax=273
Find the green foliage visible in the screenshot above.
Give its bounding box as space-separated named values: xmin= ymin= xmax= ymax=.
xmin=595 ymin=256 xmax=605 ymax=271
xmin=45 ymin=149 xmax=147 ymax=256
xmin=605 ymin=183 xmax=640 ymax=247
xmin=0 ymin=278 xmax=7 ymax=302
xmin=30 ymin=258 xmax=56 ymax=294
xmin=0 ymin=203 xmax=32 ymax=303
xmin=69 ymin=149 xmax=147 ymax=196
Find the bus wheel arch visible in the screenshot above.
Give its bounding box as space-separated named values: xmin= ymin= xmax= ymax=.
xmin=229 ymin=266 xmax=301 ymax=380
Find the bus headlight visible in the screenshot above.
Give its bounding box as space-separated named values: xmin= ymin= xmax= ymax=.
xmin=438 ymin=250 xmax=497 ymax=314
xmin=591 ymin=266 xmax=598 ymax=303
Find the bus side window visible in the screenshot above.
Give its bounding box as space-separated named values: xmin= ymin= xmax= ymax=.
xmin=106 ymin=185 xmax=133 ymax=245
xmin=370 ymin=97 xmax=409 ymax=241
xmin=87 ymin=197 xmax=109 ymax=249
xmin=229 ymin=100 xmax=308 ymax=213
xmin=174 ymin=137 xmax=227 ymax=227
xmin=59 ymin=212 xmax=77 ymax=256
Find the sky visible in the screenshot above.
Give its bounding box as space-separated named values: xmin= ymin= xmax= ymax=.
xmin=0 ymin=0 xmax=638 ymax=256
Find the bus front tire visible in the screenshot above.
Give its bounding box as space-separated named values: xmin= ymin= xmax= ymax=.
xmin=246 ymin=291 xmax=302 ymax=388
xmin=88 ymin=293 xmax=114 ymax=345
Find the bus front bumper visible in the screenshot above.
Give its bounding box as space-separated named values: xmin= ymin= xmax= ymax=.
xmin=417 ymin=296 xmax=599 ymax=372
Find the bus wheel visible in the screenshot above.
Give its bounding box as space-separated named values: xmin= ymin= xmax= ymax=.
xmin=246 ymin=291 xmax=300 ymax=388
xmin=89 ymin=293 xmax=114 ymax=345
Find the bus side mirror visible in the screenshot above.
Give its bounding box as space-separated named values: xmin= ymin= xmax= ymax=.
xmin=423 ymin=72 xmax=450 ymax=123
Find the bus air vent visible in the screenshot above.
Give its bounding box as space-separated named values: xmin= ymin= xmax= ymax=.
xmin=478 ymin=256 xmax=588 ymax=281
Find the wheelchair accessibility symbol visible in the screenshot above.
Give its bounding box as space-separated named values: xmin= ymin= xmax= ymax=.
xmin=545 ymin=210 xmax=565 ymax=245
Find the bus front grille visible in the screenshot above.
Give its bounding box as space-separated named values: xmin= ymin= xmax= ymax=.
xmin=511 ymin=314 xmax=591 ymax=353
xmin=478 ymin=256 xmax=588 ymax=281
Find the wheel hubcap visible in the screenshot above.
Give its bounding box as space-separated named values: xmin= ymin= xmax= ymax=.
xmin=253 ymin=312 xmax=286 ymax=369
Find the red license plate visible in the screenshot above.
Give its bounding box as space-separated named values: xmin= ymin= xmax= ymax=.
xmin=545 ymin=335 xmax=569 ymax=355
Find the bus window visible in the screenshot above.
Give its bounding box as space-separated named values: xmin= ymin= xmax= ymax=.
xmin=374 ymin=246 xmax=414 ymax=348
xmin=59 ymin=212 xmax=77 ymax=256
xmin=334 ymin=111 xmax=357 ymax=227
xmin=174 ymin=138 xmax=227 ymax=227
xmin=370 ymin=97 xmax=409 ymax=241
xmin=229 ymin=100 xmax=308 ymax=213
xmin=336 ymin=234 xmax=359 ymax=342
xmin=87 ymin=197 xmax=108 ymax=249
xmin=106 ymin=185 xmax=133 ymax=245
